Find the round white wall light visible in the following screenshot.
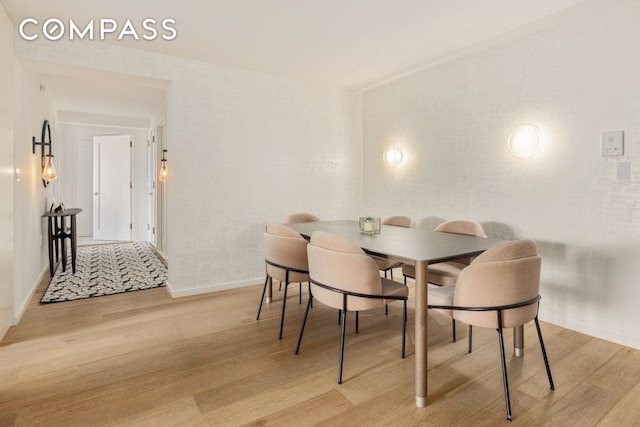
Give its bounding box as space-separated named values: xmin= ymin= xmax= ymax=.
xmin=383 ymin=147 xmax=403 ymax=167
xmin=507 ymin=124 xmax=543 ymax=159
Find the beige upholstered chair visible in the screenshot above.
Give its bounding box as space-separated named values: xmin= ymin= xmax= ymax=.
xmin=285 ymin=212 xmax=320 ymax=223
xmin=373 ymin=216 xmax=417 ymax=281
xmin=295 ymin=231 xmax=408 ymax=384
xmin=403 ymin=219 xmax=487 ymax=341
xmin=427 ymin=239 xmax=554 ymax=421
xmin=403 ymin=219 xmax=486 ymax=286
xmin=256 ymin=223 xmax=309 ymax=339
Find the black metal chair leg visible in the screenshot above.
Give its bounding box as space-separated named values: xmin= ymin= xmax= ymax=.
xmin=452 ymin=318 xmax=457 ymax=342
xmin=535 ymin=316 xmax=555 ymax=390
xmin=404 ymin=275 xmax=407 ymax=286
xmin=338 ymin=309 xmax=341 ymax=324
xmin=468 ymin=325 xmax=473 ymax=353
xmin=278 ymin=272 xmax=290 ymax=340
xmin=308 ymin=282 xmax=313 ymax=308
xmin=401 ymin=300 xmax=407 ymax=358
xmin=497 ymin=324 xmax=512 ymax=421
xmin=338 ymin=297 xmax=348 ymax=384
xmin=355 ymin=311 xmax=359 ymax=333
xmin=385 ymin=304 xmax=388 ymax=315
xmin=295 ymin=295 xmax=313 ymax=354
xmin=390 ymin=269 xmax=394 ymax=281
xmin=299 ymin=282 xmax=302 ymax=304
xmin=256 ymin=275 xmax=269 ymax=320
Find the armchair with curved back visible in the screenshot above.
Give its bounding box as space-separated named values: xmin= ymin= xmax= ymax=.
xmin=256 ymin=223 xmax=309 ymax=339
xmin=295 ymin=231 xmax=408 ymax=384
xmin=427 ymin=239 xmax=554 ymax=421
xmin=403 ymin=219 xmax=487 ymax=343
xmin=285 ymin=212 xmax=321 ymax=224
xmin=373 ymin=215 xmax=417 ymax=281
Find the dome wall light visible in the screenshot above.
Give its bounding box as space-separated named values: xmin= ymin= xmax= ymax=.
xmin=507 ymin=124 xmax=543 ymax=159
xmin=383 ymin=146 xmax=403 ymax=167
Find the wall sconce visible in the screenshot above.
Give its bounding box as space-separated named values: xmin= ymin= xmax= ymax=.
xmin=158 ymin=149 xmax=168 ymax=182
xmin=383 ymin=146 xmax=403 ymax=167
xmin=32 ymin=119 xmax=57 ymax=187
xmin=507 ymin=124 xmax=543 ymax=159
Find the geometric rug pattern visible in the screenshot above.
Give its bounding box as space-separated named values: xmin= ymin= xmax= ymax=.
xmin=40 ymin=241 xmax=167 ymax=303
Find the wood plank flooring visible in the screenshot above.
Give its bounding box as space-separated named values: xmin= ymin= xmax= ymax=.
xmin=1 ymin=273 xmax=639 ymax=426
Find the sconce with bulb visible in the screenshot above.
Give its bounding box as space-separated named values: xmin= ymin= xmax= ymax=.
xmin=32 ymin=119 xmax=57 ymax=187
xmin=158 ymin=149 xmax=168 ymax=182
xmin=383 ymin=146 xmax=403 ymax=167
xmin=507 ymin=124 xmax=543 ymax=159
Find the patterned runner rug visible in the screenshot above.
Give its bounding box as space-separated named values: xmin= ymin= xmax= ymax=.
xmin=40 ymin=241 xmax=167 ymax=303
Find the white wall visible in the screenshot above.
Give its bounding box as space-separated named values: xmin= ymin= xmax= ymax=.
xmin=0 ymin=3 xmax=15 ymax=337
xmin=14 ymin=37 xmax=363 ymax=297
xmin=12 ymin=63 xmax=57 ymax=320
xmin=362 ymin=0 xmax=640 ymax=349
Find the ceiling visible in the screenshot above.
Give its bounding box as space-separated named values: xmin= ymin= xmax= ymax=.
xmin=2 ymin=0 xmax=592 ymax=91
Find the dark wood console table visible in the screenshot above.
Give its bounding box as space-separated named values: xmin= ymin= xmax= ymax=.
xmin=42 ymin=208 xmax=82 ymax=277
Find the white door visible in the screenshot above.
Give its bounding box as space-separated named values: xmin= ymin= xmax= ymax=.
xmin=93 ymin=135 xmax=132 ymax=241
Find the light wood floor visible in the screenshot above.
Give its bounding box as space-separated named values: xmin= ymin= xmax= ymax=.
xmin=1 ymin=274 xmax=640 ymax=426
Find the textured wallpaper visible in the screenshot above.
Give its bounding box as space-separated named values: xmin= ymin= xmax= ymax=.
xmin=362 ymin=0 xmax=640 ymax=349
xmin=15 ymin=36 xmax=363 ymax=296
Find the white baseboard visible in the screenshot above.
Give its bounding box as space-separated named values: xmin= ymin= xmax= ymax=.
xmin=13 ymin=266 xmax=48 ymax=325
xmin=539 ymin=310 xmax=640 ymax=351
xmin=166 ymin=277 xmax=262 ymax=298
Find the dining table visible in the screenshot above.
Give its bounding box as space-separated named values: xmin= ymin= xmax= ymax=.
xmin=287 ymin=219 xmax=516 ymax=408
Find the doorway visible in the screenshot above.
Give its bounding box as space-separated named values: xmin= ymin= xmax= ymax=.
xmin=60 ymin=124 xmax=151 ymax=245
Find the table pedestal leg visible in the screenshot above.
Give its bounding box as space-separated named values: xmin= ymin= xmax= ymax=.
xmin=54 ymin=217 xmax=60 ymax=263
xmin=414 ymin=260 xmax=428 ymax=407
xmin=514 ymin=325 xmax=524 ymax=357
xmin=266 ymin=276 xmax=273 ymax=303
xmin=70 ymin=214 xmax=78 ymax=273
xmin=47 ymin=217 xmax=54 ymax=277
xmin=60 ymin=216 xmax=67 ymax=272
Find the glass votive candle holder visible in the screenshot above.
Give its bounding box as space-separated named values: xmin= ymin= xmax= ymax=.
xmin=359 ymin=216 xmax=381 ymax=234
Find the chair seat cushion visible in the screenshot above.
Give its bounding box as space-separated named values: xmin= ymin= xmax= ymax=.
xmin=381 ymin=277 xmax=409 ymax=297
xmin=373 ymin=255 xmax=403 ymax=271
xmin=381 ymin=277 xmax=409 ymax=305
xmin=427 ymin=285 xmax=455 ymax=317
xmin=402 ymin=261 xmax=467 ymax=286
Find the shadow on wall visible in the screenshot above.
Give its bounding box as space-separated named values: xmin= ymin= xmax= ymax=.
xmin=417 ymin=217 xmax=446 ymax=231
xmin=480 ymin=222 xmax=517 ymax=241
xmin=533 ymin=240 xmax=615 ymax=320
xmin=418 ymin=218 xmax=516 ymax=240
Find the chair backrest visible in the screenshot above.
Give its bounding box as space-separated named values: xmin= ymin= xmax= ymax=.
xmin=285 ymin=213 xmax=320 ymax=223
xmin=383 ymin=215 xmax=417 ymax=229
xmin=453 ymin=239 xmax=541 ymax=329
xmin=434 ymin=219 xmax=486 ymax=237
xmin=307 ymin=231 xmax=383 ymax=311
xmin=264 ymin=223 xmax=309 ymax=282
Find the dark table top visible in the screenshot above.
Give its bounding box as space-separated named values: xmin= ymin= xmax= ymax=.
xmin=288 ymin=219 xmax=508 ymax=264
xmin=42 ymin=208 xmax=82 ymax=218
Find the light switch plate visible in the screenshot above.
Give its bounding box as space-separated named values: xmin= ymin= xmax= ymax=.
xmin=602 ymin=131 xmax=624 ymax=156
xmin=617 ymin=162 xmax=631 ymax=180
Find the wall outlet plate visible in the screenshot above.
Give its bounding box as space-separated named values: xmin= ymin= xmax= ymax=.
xmin=602 ymin=131 xmax=624 ymax=156
xmin=617 ymin=162 xmax=631 ymax=180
